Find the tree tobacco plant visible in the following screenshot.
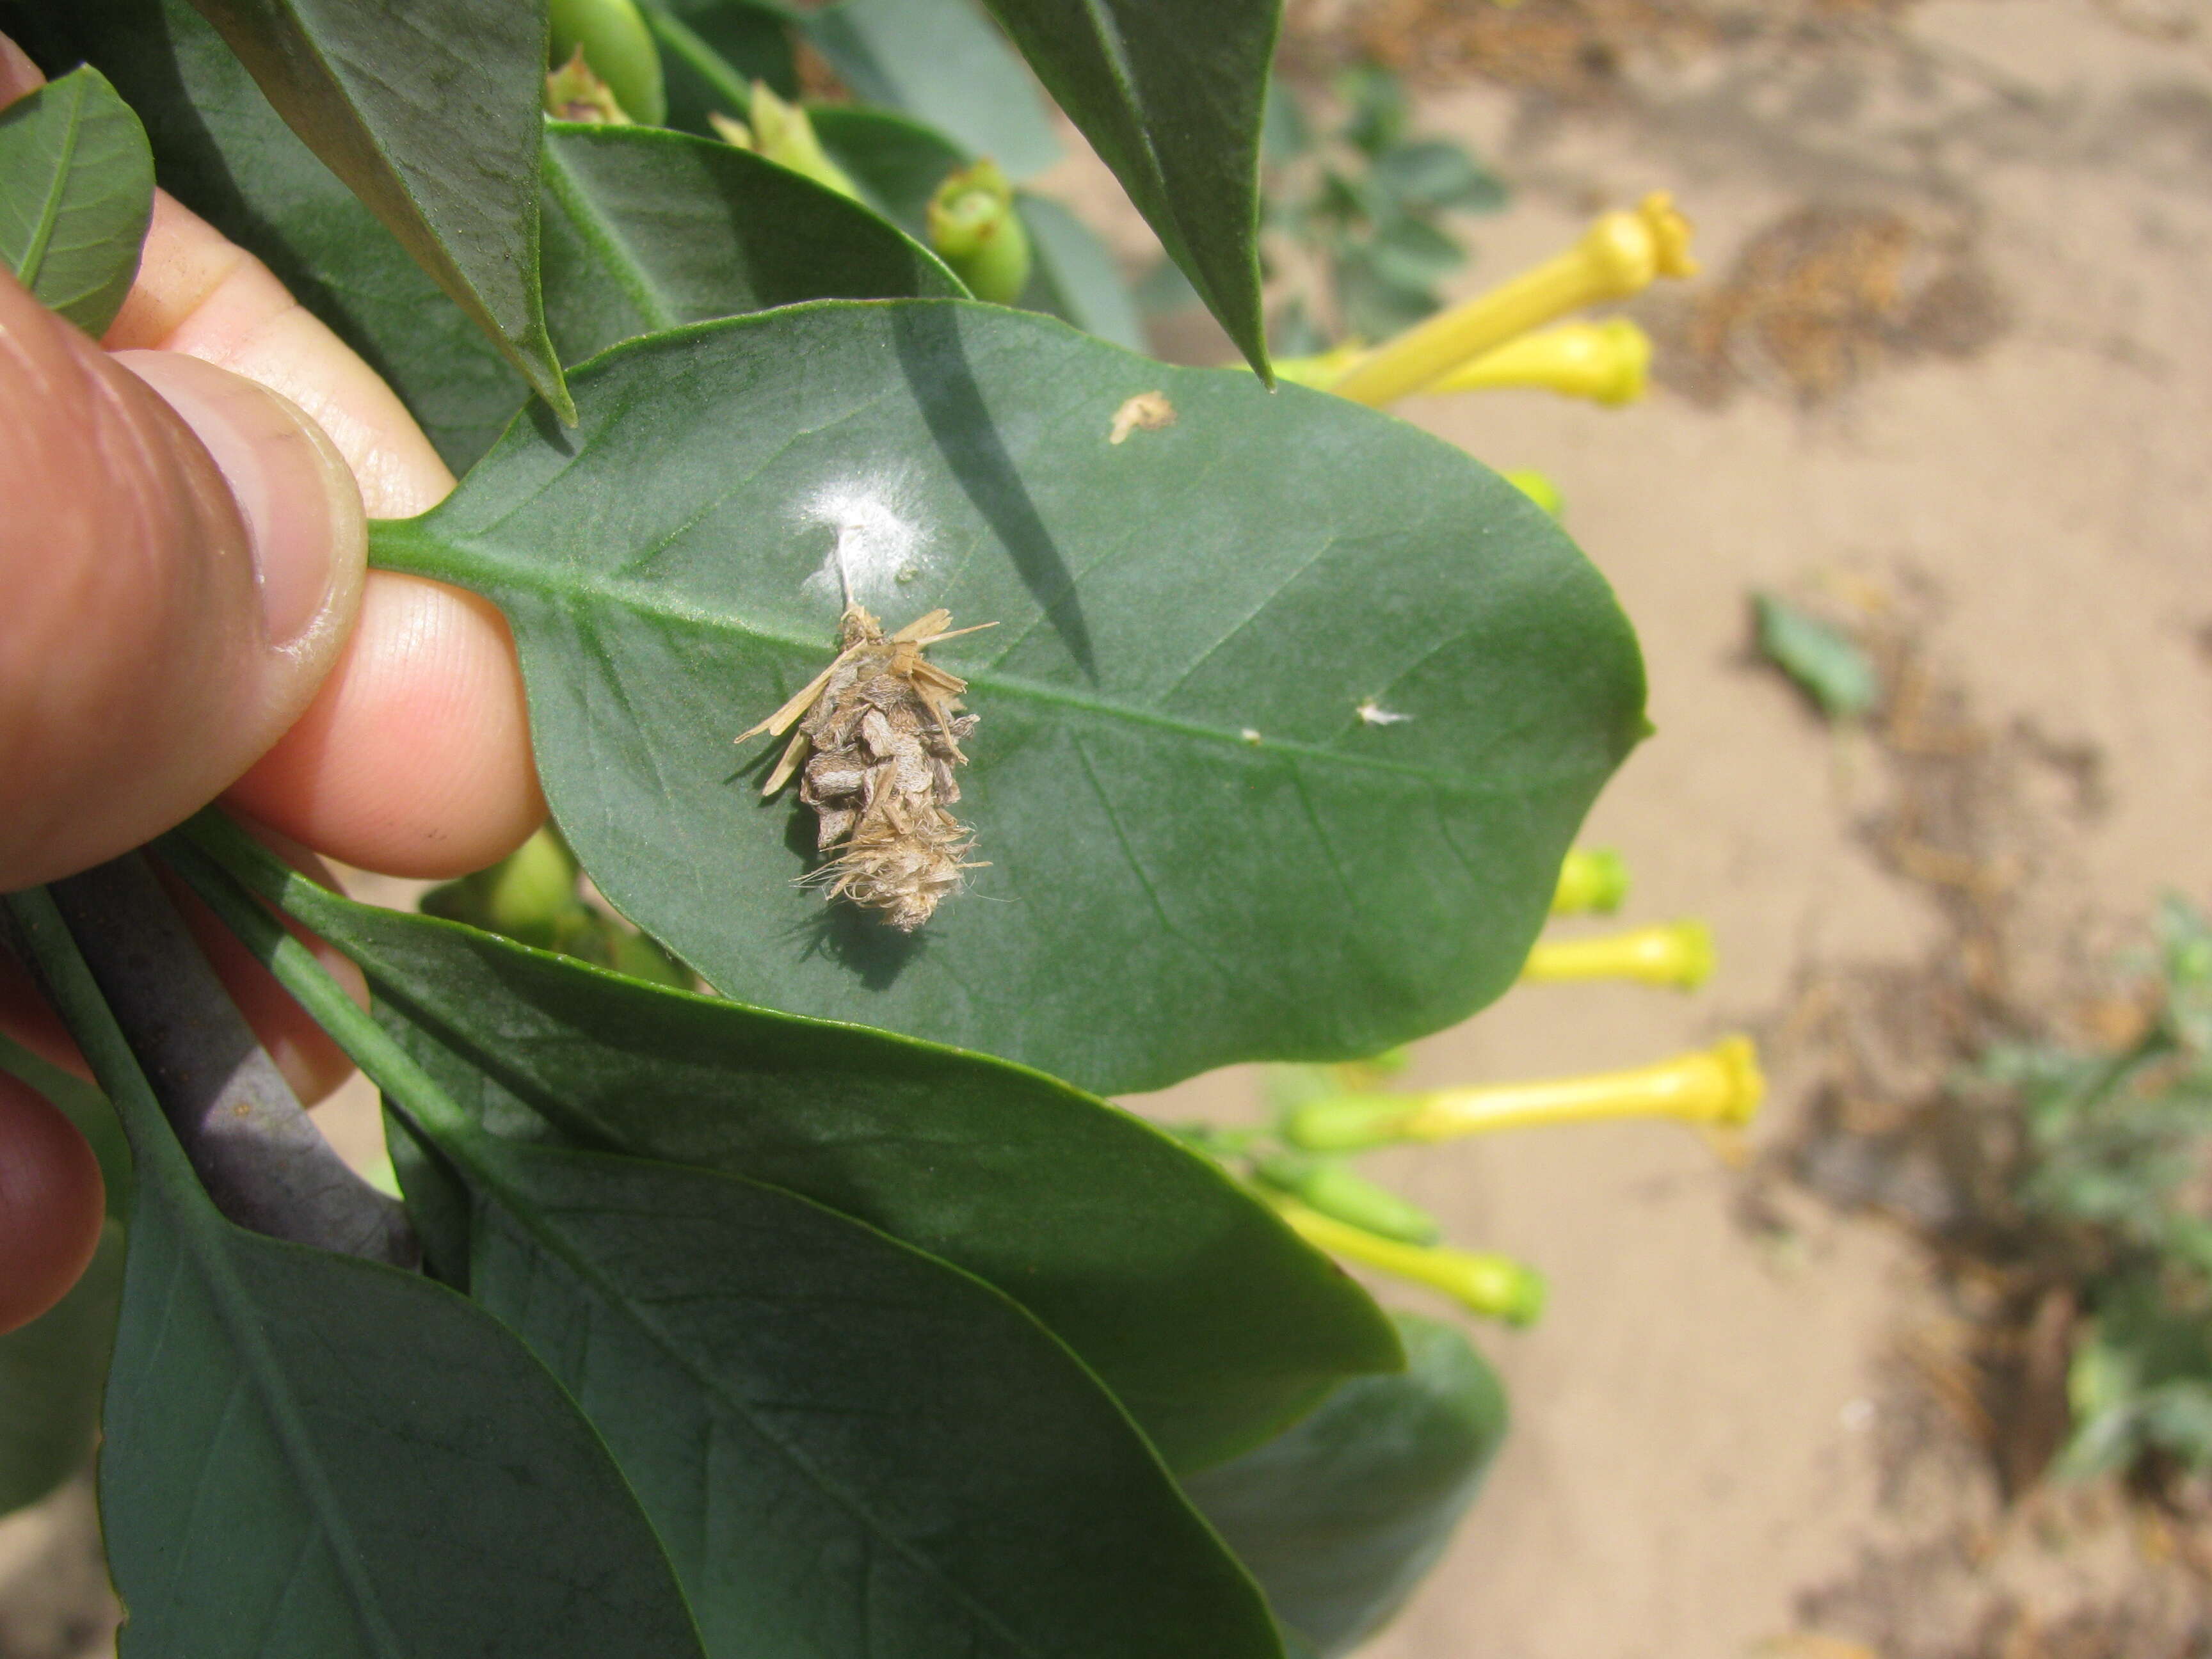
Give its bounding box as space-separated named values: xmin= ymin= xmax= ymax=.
xmin=0 ymin=1 xmax=1650 ymax=1653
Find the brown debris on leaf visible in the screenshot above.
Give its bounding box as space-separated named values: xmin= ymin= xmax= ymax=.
xmin=1109 ymin=391 xmax=1176 ymax=444
xmin=737 ymin=604 xmax=994 ymax=931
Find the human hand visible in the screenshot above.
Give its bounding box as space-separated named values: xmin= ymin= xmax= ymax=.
xmin=0 ymin=32 xmax=545 ymax=1330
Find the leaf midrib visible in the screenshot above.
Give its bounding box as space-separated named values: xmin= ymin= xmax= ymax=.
xmin=541 ymin=131 xmax=680 ymax=335
xmin=372 ymin=526 xmax=1615 ymax=794
xmin=12 ymin=72 xmax=88 ymax=290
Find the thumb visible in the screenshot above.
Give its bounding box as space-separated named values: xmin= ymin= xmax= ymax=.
xmin=0 ymin=266 xmax=365 ymax=888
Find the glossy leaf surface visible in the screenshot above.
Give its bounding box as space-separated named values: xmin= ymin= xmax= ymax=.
xmin=977 ymin=0 xmax=1279 ymax=371
xmin=2 ymin=887 xmax=706 ymax=1659
xmin=0 ymin=65 xmax=152 ymax=333
xmin=196 ymin=830 xmax=1402 ymax=1473
xmin=184 ymin=0 xmax=572 ymax=415
xmin=1183 ymin=1313 xmax=1508 ymax=1656
xmin=803 ymin=0 xmax=1060 ymax=180
xmin=0 ymin=1223 xmax=121 ymax=1518
xmin=447 ymin=1134 xmax=1285 ymax=1657
xmin=22 ymin=0 xmax=968 ymax=470
xmin=540 ymin=120 xmax=966 ymax=346
xmin=368 ymin=301 xmax=1646 ymax=1095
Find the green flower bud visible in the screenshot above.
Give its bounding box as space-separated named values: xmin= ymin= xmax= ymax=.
xmin=1254 ymin=1153 xmax=1441 ymax=1245
xmin=1270 ymin=1195 xmax=1546 ymax=1327
xmin=926 ymin=160 xmax=1032 ymax=305
xmin=1551 ymin=846 xmax=1629 ymax=914
xmin=716 ymin=84 xmax=862 ymax=202
xmin=1281 ymin=1092 xmax=1419 ymax=1153
xmin=549 ymin=0 xmax=664 ymax=125
xmin=545 ymin=45 xmax=631 ymax=125
xmin=1503 ymin=468 xmax=1566 ymax=520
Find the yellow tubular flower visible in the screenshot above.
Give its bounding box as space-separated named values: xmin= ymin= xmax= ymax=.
xmin=1550 ymin=846 xmax=1630 ymax=915
xmin=1325 ymin=193 xmax=1697 ymax=408
xmin=1270 ymin=1196 xmax=1546 ymax=1326
xmin=1423 ymin=317 xmax=1652 ymax=405
xmin=1287 ymin=1036 xmax=1764 ymax=1150
xmin=1521 ymin=918 xmax=1715 ymax=990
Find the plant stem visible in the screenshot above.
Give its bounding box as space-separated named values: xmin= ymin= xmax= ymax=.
xmin=157 ymin=835 xmax=476 ymax=1150
xmin=13 ymin=857 xmax=417 ymax=1266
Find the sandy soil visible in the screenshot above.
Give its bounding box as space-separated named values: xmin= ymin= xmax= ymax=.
xmin=6 ymin=3 xmax=2211 ymax=1655
xmin=1143 ymin=2 xmax=2212 ymax=1651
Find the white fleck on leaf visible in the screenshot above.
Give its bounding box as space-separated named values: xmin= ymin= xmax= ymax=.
xmin=1356 ymin=700 xmax=1411 ymax=726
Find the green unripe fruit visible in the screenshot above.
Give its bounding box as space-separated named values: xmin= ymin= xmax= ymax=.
xmin=422 ymin=828 xmax=586 ymax=951
xmin=927 ymin=161 xmax=1032 ymax=305
xmin=1254 ymin=1153 xmax=1440 ymax=1246
xmin=480 ymin=828 xmax=584 ymax=945
xmin=549 ymin=0 xmax=665 ymax=126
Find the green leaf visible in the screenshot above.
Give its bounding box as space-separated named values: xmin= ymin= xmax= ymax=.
xmin=186 ymin=821 xmax=1405 ymax=1473
xmin=1752 ymin=593 xmax=1880 ymax=719
xmin=539 ymin=120 xmax=966 ymax=349
xmin=1 ymin=886 xmax=708 ymax=1659
xmin=803 ymin=0 xmax=1061 ymax=180
xmin=22 ymin=0 xmax=968 ymax=471
xmin=1183 ymin=1314 xmax=1507 ymax=1657
xmin=442 ymin=1134 xmax=1286 ymax=1657
xmin=0 ymin=64 xmax=153 ymax=333
xmin=367 ymin=301 xmax=1646 ymax=1094
xmin=14 ymin=0 xmax=523 ymax=466
xmin=977 ymin=0 xmax=1280 ymax=374
xmin=1370 ymin=140 xmax=1505 ymax=214
xmin=0 ymin=1222 xmax=122 ymax=1518
xmin=183 ymin=0 xmax=575 ymax=418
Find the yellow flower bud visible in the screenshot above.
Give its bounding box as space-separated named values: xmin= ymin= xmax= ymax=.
xmin=1550 ymin=846 xmax=1629 ymax=914
xmin=1286 ymin=1036 xmax=1765 ymax=1150
xmin=1423 ymin=317 xmax=1651 ymax=405
xmin=1521 ymin=918 xmax=1715 ymax=990
xmin=1326 ymin=193 xmax=1697 ymax=408
xmin=1270 ymin=1196 xmax=1545 ymax=1326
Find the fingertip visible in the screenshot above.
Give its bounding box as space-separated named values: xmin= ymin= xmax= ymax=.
xmin=224 ymin=572 xmax=546 ymax=878
xmin=0 ymin=1074 xmax=106 ymax=1334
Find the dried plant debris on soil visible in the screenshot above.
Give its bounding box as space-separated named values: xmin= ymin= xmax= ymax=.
xmin=1283 ymin=0 xmax=1925 ymax=100
xmin=1651 ymin=205 xmax=2007 ymax=406
xmin=1738 ymin=575 xmax=2212 ymax=1657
